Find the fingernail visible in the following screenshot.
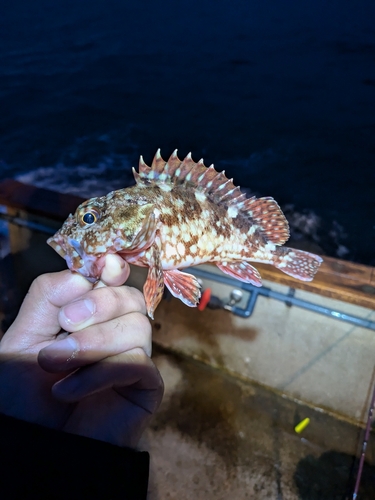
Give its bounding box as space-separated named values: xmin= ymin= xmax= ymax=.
xmin=62 ymin=299 xmax=96 ymax=325
xmin=41 ymin=336 xmax=78 ymax=364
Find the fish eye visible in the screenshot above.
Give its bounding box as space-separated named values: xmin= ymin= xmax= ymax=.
xmin=83 ymin=212 xmax=96 ymax=224
xmin=81 ymin=209 xmax=100 ymax=226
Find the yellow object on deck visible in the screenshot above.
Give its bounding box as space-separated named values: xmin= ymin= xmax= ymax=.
xmin=295 ymin=417 xmax=310 ymax=434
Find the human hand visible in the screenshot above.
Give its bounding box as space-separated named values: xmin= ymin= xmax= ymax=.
xmin=0 ymin=254 xmax=163 ymax=448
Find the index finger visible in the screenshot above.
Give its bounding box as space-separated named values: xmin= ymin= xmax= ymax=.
xmin=1 ymin=271 xmax=93 ymax=352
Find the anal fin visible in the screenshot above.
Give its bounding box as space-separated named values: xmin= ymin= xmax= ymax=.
xmin=163 ymin=269 xmax=201 ymax=307
xmin=216 ymin=262 xmax=262 ymax=287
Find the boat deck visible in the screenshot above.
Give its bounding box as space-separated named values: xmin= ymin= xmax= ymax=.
xmin=144 ymin=347 xmax=375 ymax=499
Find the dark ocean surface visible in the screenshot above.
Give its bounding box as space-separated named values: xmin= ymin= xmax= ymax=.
xmin=0 ymin=0 xmax=374 ymax=264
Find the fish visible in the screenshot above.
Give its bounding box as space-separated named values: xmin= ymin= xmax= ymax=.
xmin=47 ymin=149 xmax=323 ymax=319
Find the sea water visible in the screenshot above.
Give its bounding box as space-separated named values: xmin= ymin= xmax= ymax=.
xmin=0 ymin=0 xmax=374 ymax=264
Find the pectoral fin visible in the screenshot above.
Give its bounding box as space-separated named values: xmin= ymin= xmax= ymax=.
xmin=132 ymin=210 xmax=157 ymax=251
xmin=143 ymin=245 xmax=164 ymax=319
xmin=164 ymin=269 xmax=201 ymax=307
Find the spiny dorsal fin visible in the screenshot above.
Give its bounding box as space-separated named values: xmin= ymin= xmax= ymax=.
xmin=132 ymin=150 xmax=289 ymax=245
xmin=151 ymin=148 xmax=167 ymax=174
xmin=133 ymin=150 xmax=240 ymax=201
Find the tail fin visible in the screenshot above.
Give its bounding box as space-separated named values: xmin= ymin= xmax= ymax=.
xmin=274 ymin=247 xmax=323 ymax=281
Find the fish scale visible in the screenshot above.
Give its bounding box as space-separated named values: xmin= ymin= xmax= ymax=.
xmin=48 ymin=149 xmax=323 ymax=318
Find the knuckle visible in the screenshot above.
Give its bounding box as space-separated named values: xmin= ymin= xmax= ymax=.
xmin=132 ymin=312 xmax=151 ymax=332
xmin=98 ymin=286 xmax=146 ymax=315
xmin=130 ymin=346 xmax=148 ymax=359
xmin=105 ymin=286 xmax=124 ymax=305
xmin=124 ymin=287 xmax=147 ymax=313
xmin=128 ymin=312 xmax=152 ymax=348
xmin=29 ymin=273 xmax=53 ymax=297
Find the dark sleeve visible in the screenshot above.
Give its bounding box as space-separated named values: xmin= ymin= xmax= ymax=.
xmin=0 ymin=413 xmax=149 ymax=500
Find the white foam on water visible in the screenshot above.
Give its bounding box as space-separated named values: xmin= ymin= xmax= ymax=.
xmin=282 ymin=204 xmax=350 ymax=259
xmin=16 ymin=154 xmax=135 ymax=199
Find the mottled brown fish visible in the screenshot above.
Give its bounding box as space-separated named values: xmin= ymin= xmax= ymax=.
xmin=48 ymin=150 xmax=323 ymax=318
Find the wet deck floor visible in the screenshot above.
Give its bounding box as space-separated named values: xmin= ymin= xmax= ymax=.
xmin=142 ymin=347 xmax=375 ymax=500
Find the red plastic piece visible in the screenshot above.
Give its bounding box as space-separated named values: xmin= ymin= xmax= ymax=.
xmin=198 ymin=288 xmax=211 ymax=311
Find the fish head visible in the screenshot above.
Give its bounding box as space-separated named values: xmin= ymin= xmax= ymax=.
xmin=47 ymin=190 xmax=156 ymax=282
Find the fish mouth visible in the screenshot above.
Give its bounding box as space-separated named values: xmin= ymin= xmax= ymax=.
xmin=47 ymin=233 xmax=104 ymax=283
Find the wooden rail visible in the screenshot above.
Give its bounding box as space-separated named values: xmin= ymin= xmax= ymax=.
xmin=1 ymin=179 xmax=374 ymax=310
